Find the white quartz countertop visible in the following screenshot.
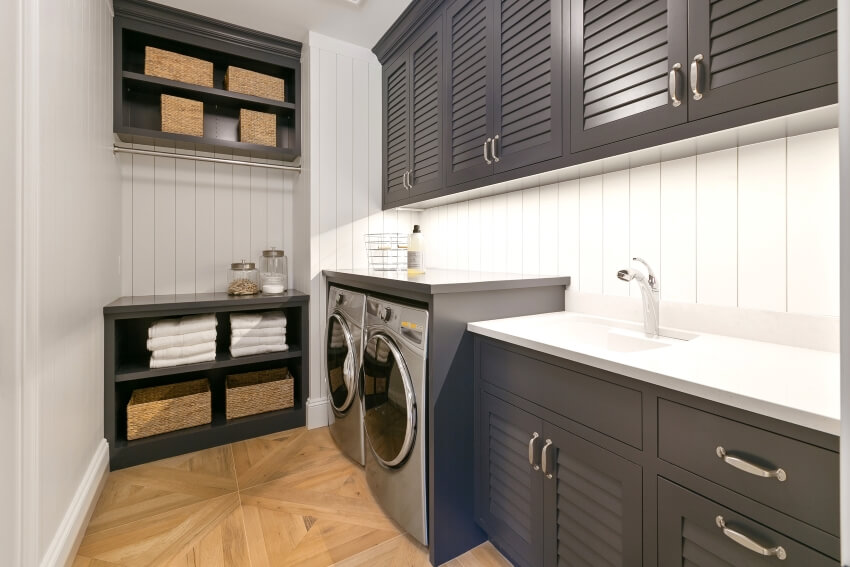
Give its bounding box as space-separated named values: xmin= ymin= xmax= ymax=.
xmin=467 ymin=311 xmax=840 ymax=435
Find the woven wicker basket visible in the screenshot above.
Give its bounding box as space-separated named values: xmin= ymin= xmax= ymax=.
xmin=145 ymin=46 xmax=214 ymax=87
xmin=239 ymin=109 xmax=276 ymax=147
xmin=225 ymin=66 xmax=285 ymax=101
xmin=226 ymin=368 xmax=294 ymax=419
xmin=127 ymin=378 xmax=211 ymax=440
xmin=161 ymin=94 xmax=204 ymax=137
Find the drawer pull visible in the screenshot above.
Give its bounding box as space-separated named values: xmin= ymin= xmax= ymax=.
xmin=715 ymin=515 xmax=787 ymax=560
xmin=528 ymin=432 xmax=540 ymax=470
xmin=716 ymin=446 xmax=787 ymax=482
xmin=541 ymin=439 xmax=553 ymax=479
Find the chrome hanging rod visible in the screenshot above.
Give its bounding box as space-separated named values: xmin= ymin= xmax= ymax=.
xmin=112 ymin=146 xmax=301 ymax=172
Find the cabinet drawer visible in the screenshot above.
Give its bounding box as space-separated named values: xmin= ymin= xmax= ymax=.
xmin=658 ymin=399 xmax=839 ymax=536
xmin=480 ymin=341 xmax=642 ymax=448
xmin=659 ymin=478 xmax=837 ymax=566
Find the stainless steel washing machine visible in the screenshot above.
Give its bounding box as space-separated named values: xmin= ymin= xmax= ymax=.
xmin=325 ymin=286 xmax=366 ymax=466
xmin=360 ymin=296 xmax=429 ymax=545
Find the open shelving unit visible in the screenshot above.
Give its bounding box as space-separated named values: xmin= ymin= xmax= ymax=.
xmin=104 ymin=291 xmax=309 ymax=470
xmin=114 ymin=0 xmax=302 ymax=161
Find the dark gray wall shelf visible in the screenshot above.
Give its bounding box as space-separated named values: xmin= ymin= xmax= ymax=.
xmin=114 ymin=0 xmax=301 ymax=161
xmin=104 ymin=291 xmax=309 ymax=470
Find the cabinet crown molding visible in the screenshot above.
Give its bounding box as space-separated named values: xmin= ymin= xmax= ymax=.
xmin=372 ymin=0 xmax=444 ymax=64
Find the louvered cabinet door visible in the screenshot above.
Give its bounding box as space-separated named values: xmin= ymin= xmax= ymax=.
xmin=477 ymin=392 xmax=544 ymax=567
xmin=384 ymin=54 xmax=411 ymax=205
xmin=493 ymin=0 xmax=564 ymax=173
xmin=445 ymin=0 xmax=496 ymax=187
xmin=543 ymin=424 xmax=643 ymax=567
xmin=409 ymin=18 xmax=443 ymax=196
xmin=687 ymin=0 xmax=837 ymax=120
xmin=570 ymin=0 xmax=688 ymax=151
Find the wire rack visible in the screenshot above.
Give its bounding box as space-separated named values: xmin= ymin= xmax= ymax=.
xmin=364 ymin=233 xmax=409 ymax=271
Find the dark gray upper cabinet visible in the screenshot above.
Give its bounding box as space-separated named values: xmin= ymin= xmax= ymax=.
xmin=570 ymin=0 xmax=688 ymax=151
xmin=384 ymin=55 xmax=411 ymax=203
xmin=687 ymin=0 xmax=837 ymax=120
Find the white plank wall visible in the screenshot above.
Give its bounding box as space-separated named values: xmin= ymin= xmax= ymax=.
xmin=420 ymin=129 xmax=840 ymax=319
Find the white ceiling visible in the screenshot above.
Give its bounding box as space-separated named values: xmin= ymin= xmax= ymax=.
xmin=150 ymin=0 xmax=415 ymax=49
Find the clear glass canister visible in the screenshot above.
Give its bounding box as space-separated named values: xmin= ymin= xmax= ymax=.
xmin=227 ymin=261 xmax=260 ymax=295
xmin=259 ymin=247 xmax=288 ymax=294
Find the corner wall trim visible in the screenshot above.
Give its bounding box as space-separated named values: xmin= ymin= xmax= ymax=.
xmin=306 ymin=397 xmax=329 ymax=430
xmin=40 ymin=439 xmax=109 ymax=567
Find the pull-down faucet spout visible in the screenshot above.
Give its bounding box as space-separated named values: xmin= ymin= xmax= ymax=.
xmin=617 ymin=257 xmax=660 ymax=337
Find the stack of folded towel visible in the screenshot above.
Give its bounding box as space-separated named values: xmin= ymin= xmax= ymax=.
xmin=147 ymin=314 xmax=218 ymax=369
xmin=230 ymin=311 xmax=288 ymax=357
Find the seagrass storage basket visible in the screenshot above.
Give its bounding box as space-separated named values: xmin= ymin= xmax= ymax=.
xmin=127 ymin=378 xmax=211 ymax=440
xmin=225 ymin=66 xmax=285 ymax=101
xmin=239 ymin=109 xmax=276 ymax=147
xmin=145 ymin=46 xmax=214 ymax=87
xmin=226 ymin=367 xmax=293 ymax=419
xmin=161 ymin=94 xmax=204 ymax=137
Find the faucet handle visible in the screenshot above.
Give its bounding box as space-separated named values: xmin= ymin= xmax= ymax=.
xmin=632 ymin=257 xmax=658 ymax=290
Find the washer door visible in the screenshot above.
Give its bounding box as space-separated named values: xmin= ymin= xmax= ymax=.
xmin=360 ymin=333 xmax=416 ymax=468
xmin=326 ymin=312 xmax=357 ymax=414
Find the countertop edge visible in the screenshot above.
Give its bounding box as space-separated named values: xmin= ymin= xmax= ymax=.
xmin=104 ymin=290 xmax=310 ymax=314
xmin=323 ymin=270 xmax=571 ymax=295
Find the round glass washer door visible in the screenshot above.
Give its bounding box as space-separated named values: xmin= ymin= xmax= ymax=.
xmin=360 ymin=333 xmax=416 ymax=468
xmin=326 ymin=312 xmax=357 ymax=414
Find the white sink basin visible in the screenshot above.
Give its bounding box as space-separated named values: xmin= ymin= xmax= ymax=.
xmin=530 ymin=314 xmax=697 ymax=353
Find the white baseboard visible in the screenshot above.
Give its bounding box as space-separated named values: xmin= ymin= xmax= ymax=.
xmin=40 ymin=439 xmax=109 ymax=567
xmin=306 ymin=397 xmax=329 ymax=430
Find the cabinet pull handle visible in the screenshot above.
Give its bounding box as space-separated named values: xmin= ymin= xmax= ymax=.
xmin=541 ymin=439 xmax=553 ymax=479
xmin=690 ymin=54 xmax=704 ymax=100
xmin=716 ymin=516 xmax=787 ymax=560
xmin=402 ymin=171 xmax=409 ymax=190
xmin=484 ymin=138 xmax=493 ymax=165
xmin=528 ymin=432 xmax=540 ymax=470
xmin=490 ymin=135 xmax=500 ymax=163
xmin=716 ymin=446 xmax=787 ymax=482
xmin=669 ymin=63 xmax=682 ymax=107
xmin=407 ymin=171 xmax=413 ymax=190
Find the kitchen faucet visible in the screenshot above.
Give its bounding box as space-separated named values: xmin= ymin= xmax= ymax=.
xmin=617 ymin=258 xmax=660 ymax=337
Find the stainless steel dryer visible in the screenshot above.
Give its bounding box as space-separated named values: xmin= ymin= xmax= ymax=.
xmin=325 ymin=286 xmax=366 ymax=466
xmin=361 ymin=296 xmax=429 ymax=545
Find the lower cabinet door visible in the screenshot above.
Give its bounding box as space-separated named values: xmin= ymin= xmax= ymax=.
xmin=658 ymin=478 xmax=838 ymax=567
xmin=543 ymin=423 xmax=643 ymax=567
xmin=477 ymin=392 xmax=544 ymax=567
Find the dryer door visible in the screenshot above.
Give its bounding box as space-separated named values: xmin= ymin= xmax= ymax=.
xmin=361 ymin=333 xmax=416 ymax=468
xmin=326 ymin=312 xmax=358 ymax=414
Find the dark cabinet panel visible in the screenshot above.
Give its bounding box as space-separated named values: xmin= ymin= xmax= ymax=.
xmin=570 ymin=0 xmax=688 ymax=151
xmin=687 ymin=0 xmax=837 ymax=120
xmin=477 ymin=392 xmax=544 ymax=567
xmin=410 ymin=18 xmax=444 ymax=195
xmin=384 ymin=55 xmax=411 ymax=203
xmin=543 ymin=423 xmax=643 ymax=567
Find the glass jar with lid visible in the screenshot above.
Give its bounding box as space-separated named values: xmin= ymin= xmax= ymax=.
xmin=259 ymin=247 xmax=288 ymax=294
xmin=227 ymin=260 xmax=260 ymax=295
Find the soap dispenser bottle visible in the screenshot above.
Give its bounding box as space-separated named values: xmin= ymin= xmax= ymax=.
xmin=407 ymin=225 xmax=425 ymax=275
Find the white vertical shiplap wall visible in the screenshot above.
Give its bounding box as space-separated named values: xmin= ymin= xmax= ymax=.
xmin=422 ymin=129 xmax=840 ymax=326
xmin=118 ymin=143 xmax=297 ymax=296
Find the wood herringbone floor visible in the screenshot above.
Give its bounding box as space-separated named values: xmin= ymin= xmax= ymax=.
xmin=73 ymin=426 xmax=511 ymax=566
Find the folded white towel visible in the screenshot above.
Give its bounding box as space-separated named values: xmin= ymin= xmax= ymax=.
xmin=230 ymin=335 xmax=286 ymax=348
xmin=230 ymin=343 xmax=289 ymax=358
xmin=231 ymin=326 xmax=287 ymax=338
xmin=230 ymin=311 xmax=287 ymax=330
xmin=148 ymin=314 xmax=217 ymax=339
xmin=149 ymin=350 xmax=216 ymax=369
xmin=147 ymin=330 xmax=218 ymax=351
xmin=150 ymin=342 xmax=216 ymax=361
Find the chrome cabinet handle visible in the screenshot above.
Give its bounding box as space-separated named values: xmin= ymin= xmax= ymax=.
xmin=669 ymin=63 xmax=682 ymax=107
xmin=528 ymin=432 xmax=540 ymax=471
xmin=716 ymin=447 xmax=787 ymax=482
xmin=490 ymin=135 xmax=500 ymax=163
xmin=690 ymin=54 xmax=704 ymax=100
xmin=401 ymin=171 xmax=408 ymax=190
xmin=716 ymin=516 xmax=787 ymax=560
xmin=484 ymin=138 xmax=493 ymax=165
xmin=540 ymin=439 xmax=553 ymax=479
xmin=407 ymin=171 xmax=413 ymax=190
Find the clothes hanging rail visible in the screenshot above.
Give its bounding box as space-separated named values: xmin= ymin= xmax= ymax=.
xmin=113 ymin=146 xmax=301 ymax=172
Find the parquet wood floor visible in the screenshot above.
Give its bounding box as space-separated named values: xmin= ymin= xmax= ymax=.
xmin=73 ymin=427 xmax=511 ymax=567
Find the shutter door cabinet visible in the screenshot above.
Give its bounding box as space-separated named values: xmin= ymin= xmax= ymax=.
xmin=570 ymin=0 xmax=688 ymax=151
xmin=409 ymin=17 xmax=444 ymax=195
xmin=543 ymin=423 xmax=643 ymax=567
xmin=687 ymin=0 xmax=837 ymax=120
xmin=493 ymin=0 xmax=564 ymax=172
xmin=384 ymin=55 xmax=411 ymax=204
xmin=477 ymin=392 xmax=544 ymax=567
